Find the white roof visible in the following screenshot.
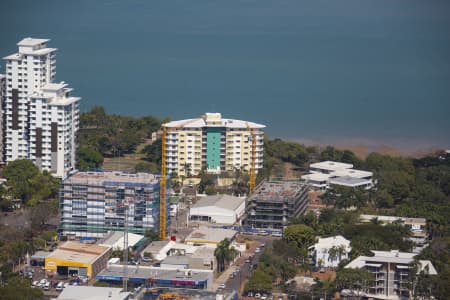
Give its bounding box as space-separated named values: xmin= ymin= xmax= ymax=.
xmin=310 ymin=161 xmax=353 ymax=171
xmin=329 ymin=176 xmax=372 ymax=187
xmin=331 ymin=169 xmax=372 ymax=178
xmin=313 ymin=235 xmax=351 ymax=250
xmin=185 ymin=226 xmax=237 ymax=244
xmin=17 ymin=37 xmax=49 ymax=47
xmin=56 ymin=286 xmax=130 ymax=300
xmin=301 ymin=173 xmax=331 ymax=182
xmin=99 ymin=232 xmax=145 ymax=250
xmin=345 ymin=250 xmax=438 ymax=275
xmin=42 ymin=82 xmax=68 ymax=91
xmin=191 ymin=194 xmax=245 ymax=211
xmin=163 ymin=113 xmax=265 ymax=130
xmin=360 ymin=215 xmax=426 ymax=224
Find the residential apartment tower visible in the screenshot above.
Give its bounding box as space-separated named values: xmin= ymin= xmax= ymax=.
xmin=2 ymin=37 xmax=79 ymax=178
xmin=163 ymin=112 xmax=265 ymax=176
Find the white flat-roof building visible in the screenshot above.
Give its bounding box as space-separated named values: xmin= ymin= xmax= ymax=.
xmin=309 ymin=235 xmax=351 ymax=268
xmin=185 ymin=226 xmax=237 ymax=248
xmin=163 ymin=113 xmax=265 ymax=175
xmin=56 ymin=286 xmax=130 ymax=300
xmin=189 ymin=194 xmax=246 ymax=225
xmin=302 ymin=161 xmax=373 ymax=189
xmin=309 ymin=161 xmax=353 ymax=174
xmin=2 ymin=38 xmax=80 ymax=178
xmin=345 ymin=250 xmax=437 ymax=300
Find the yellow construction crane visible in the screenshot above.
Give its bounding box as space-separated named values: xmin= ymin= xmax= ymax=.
xmin=159 ymin=118 xmax=200 ymax=240
xmin=159 ymin=126 xmax=168 ymax=240
xmin=246 ymin=122 xmax=257 ymax=194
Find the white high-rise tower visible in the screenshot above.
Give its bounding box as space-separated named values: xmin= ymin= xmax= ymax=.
xmin=2 ymin=38 xmax=80 ymax=178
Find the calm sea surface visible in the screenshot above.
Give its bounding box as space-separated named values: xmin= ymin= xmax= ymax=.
xmin=1 ymin=0 xmax=449 ymax=149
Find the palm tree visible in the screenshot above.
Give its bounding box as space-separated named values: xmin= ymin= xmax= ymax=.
xmin=214 ymin=238 xmax=238 ymax=273
xmin=337 ymin=244 xmax=347 ymax=262
xmin=328 ymin=246 xmax=338 ymax=265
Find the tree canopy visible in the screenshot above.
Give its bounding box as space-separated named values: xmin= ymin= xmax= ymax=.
xmin=1 ymin=159 xmax=59 ymax=205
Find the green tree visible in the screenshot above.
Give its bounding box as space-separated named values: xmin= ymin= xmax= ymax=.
xmin=214 ymin=238 xmax=238 ymax=272
xmin=2 ymin=160 xmax=59 ymax=205
xmin=77 ymin=146 xmax=104 ymax=170
xmin=283 ymin=224 xmax=316 ymax=250
xmin=2 ymin=159 xmax=40 ymax=202
xmin=244 ymin=269 xmax=273 ymax=293
xmin=334 ymin=268 xmax=374 ymax=297
xmin=0 ymin=277 xmax=45 ymax=300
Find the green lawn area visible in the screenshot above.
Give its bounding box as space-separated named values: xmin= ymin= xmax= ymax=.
xmin=102 ymin=140 xmax=150 ymax=171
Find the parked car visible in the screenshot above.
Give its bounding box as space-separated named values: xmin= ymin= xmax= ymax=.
xmin=39 ymin=279 xmax=47 ymax=288
xmin=255 ymin=293 xmax=261 ymax=298
xmin=255 ymin=247 xmax=261 ymax=253
xmin=56 ymin=281 xmax=64 ymax=291
xmin=247 ymin=291 xmax=254 ymax=297
xmin=261 ymin=293 xmax=268 ymax=300
xmin=219 ymin=283 xmax=226 ymax=289
xmin=43 ymin=282 xmax=50 ymax=290
xmin=32 ymin=280 xmax=39 ymax=288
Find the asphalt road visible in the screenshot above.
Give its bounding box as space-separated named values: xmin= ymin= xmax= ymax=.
xmin=221 ymin=235 xmax=277 ymax=296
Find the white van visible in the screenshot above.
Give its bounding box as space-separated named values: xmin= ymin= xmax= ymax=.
xmin=56 ymin=281 xmax=64 ymax=291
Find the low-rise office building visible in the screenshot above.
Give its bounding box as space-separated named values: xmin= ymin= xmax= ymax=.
xmin=56 ymin=286 xmax=130 ymax=300
xmin=302 ymin=161 xmax=374 ymax=189
xmin=97 ymin=265 xmax=214 ymax=291
xmin=244 ymin=180 xmax=309 ymax=229
xmin=184 ymin=226 xmax=237 ymax=248
xmin=189 ymin=194 xmax=245 ymax=225
xmin=45 ymin=241 xmax=111 ymax=278
xmin=345 ymin=250 xmax=437 ymax=300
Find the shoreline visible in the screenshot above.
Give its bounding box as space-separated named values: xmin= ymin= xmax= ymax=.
xmin=284 ymin=136 xmax=446 ymax=159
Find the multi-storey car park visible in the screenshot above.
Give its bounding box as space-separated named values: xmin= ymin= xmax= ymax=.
xmin=244 ymin=180 xmax=309 ymax=230
xmin=60 ymin=171 xmax=161 ymax=239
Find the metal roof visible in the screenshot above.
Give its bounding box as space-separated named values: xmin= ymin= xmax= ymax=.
xmin=191 ymin=195 xmax=245 ymax=211
xmin=56 ymin=286 xmax=130 ymax=300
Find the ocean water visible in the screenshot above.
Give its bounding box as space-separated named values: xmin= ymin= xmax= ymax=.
xmin=1 ymin=0 xmax=449 ymax=149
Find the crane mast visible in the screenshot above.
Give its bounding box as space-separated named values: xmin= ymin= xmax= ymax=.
xmin=159 ymin=127 xmax=167 ymax=240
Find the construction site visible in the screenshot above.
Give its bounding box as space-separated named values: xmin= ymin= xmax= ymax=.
xmin=244 ymin=180 xmax=309 ymax=229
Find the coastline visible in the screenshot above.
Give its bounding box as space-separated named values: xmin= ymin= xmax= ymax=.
xmin=286 ymin=136 xmax=445 ymax=159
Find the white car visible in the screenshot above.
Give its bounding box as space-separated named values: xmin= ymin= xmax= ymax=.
xmin=219 ymin=283 xmax=226 ymax=289
xmin=39 ymin=279 xmax=47 ymax=288
xmin=56 ymin=281 xmax=64 ymax=291
xmin=32 ymin=280 xmax=39 ymax=287
xmin=43 ymin=282 xmax=50 ymax=290
xmin=255 ymin=247 xmax=261 ymax=253
xmin=255 ymin=293 xmax=261 ymax=298
xmin=261 ymin=294 xmax=268 ymax=300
